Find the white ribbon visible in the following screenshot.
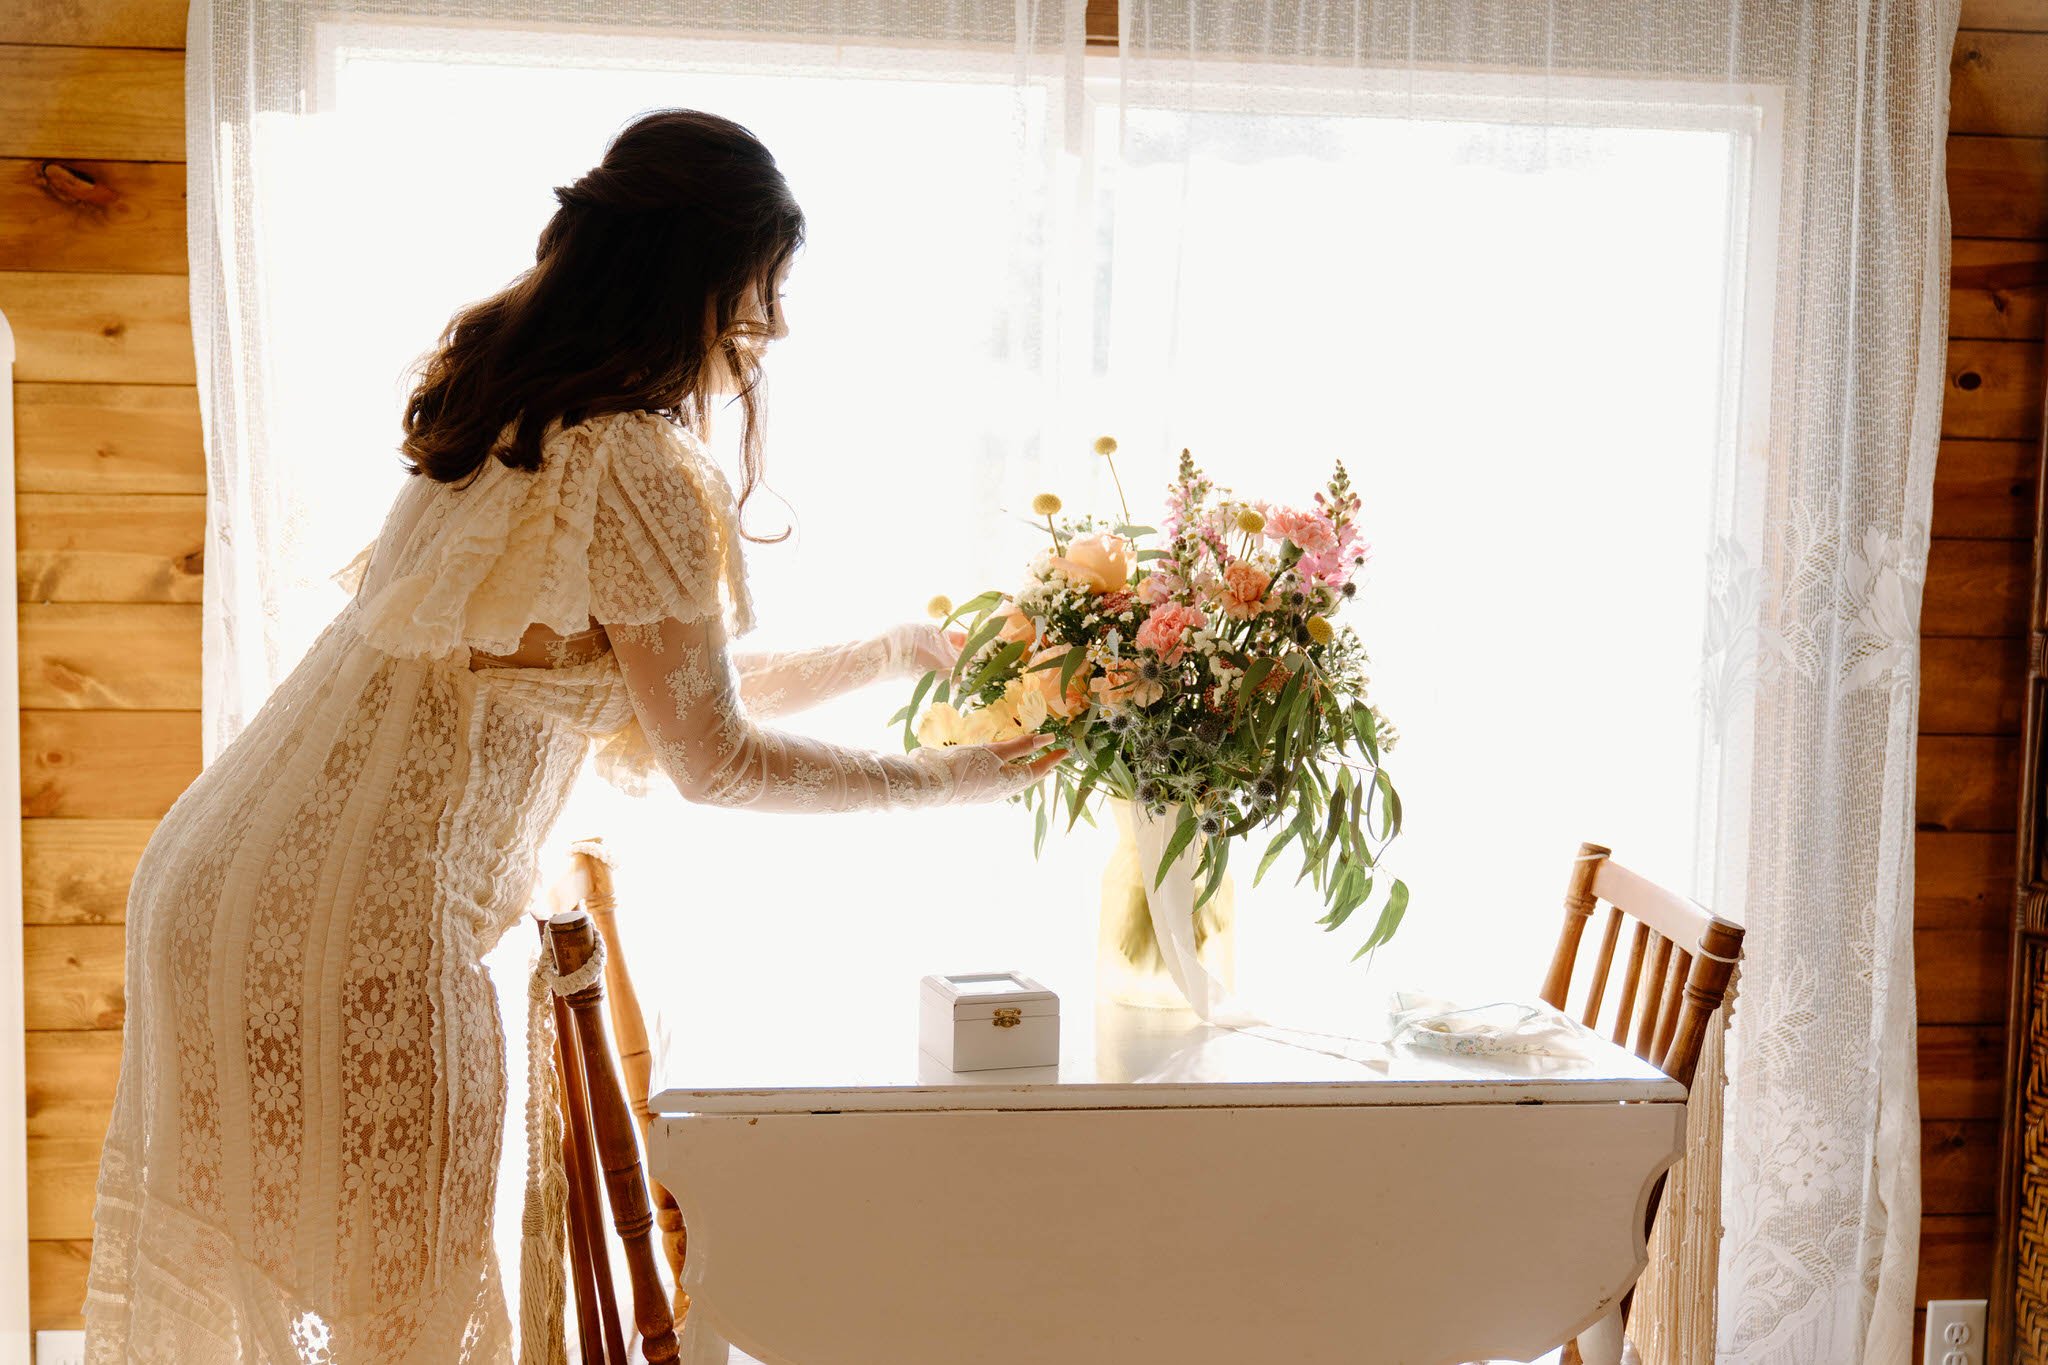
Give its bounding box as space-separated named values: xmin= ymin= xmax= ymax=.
xmin=1126 ymin=804 xmax=1267 ymax=1029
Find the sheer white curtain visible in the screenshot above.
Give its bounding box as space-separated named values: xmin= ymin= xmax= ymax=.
xmin=1111 ymin=3 xmax=1956 ymax=1362
xmin=190 ymin=0 xmax=1955 ymax=1360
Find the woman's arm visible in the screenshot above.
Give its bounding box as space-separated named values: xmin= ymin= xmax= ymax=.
xmin=608 ymin=614 xmax=1051 ymax=812
xmin=729 ymin=623 xmax=950 ymax=718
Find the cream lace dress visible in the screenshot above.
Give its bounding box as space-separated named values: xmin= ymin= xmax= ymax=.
xmin=82 ymin=410 xmax=1032 ymax=1364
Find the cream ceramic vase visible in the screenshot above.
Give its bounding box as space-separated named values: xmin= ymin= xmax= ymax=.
xmin=1096 ymin=798 xmax=1236 ymax=1009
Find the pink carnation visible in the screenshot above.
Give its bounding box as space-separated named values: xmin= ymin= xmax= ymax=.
xmin=1136 ymin=602 xmax=1207 ymax=664
xmin=1266 ymin=507 xmax=1338 ymax=557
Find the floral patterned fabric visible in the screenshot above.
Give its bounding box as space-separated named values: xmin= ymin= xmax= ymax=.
xmin=80 ymin=412 xmax=1027 ymax=1363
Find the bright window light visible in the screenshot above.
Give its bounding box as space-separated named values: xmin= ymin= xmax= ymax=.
xmin=273 ymin=24 xmax=1767 ymax=1302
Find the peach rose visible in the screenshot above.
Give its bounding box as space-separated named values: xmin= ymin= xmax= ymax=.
xmin=1091 ymin=658 xmax=1164 ymax=709
xmin=1135 ymin=602 xmax=1206 ymax=664
xmin=1048 ymin=533 xmax=1135 ymax=594
xmin=997 ymin=605 xmax=1039 ymax=645
xmin=1216 ymin=561 xmax=1273 ymax=620
xmin=1024 ymin=645 xmax=1093 ymax=718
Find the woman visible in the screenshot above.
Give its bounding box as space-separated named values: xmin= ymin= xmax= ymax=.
xmin=82 ymin=109 xmax=1057 ymax=1364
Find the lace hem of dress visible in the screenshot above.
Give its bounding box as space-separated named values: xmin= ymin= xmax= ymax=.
xmin=84 ymin=1181 xmax=512 ymax=1365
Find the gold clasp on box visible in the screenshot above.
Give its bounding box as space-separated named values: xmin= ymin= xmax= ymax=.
xmin=992 ymin=1007 xmax=1023 ymax=1029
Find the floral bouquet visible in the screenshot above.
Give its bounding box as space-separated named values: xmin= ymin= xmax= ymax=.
xmin=897 ymin=439 xmax=1409 ymax=979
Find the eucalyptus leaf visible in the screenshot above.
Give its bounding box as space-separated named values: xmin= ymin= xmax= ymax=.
xmin=901 ymin=669 xmax=937 ymax=749
xmin=1153 ymin=807 xmax=1199 ymax=891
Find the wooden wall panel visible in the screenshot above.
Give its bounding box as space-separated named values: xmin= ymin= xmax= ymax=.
xmin=1946 ymin=337 xmax=2046 ymax=439
xmin=0 ymin=1 xmax=188 ymax=48
xmin=0 ymin=272 xmax=193 ymax=384
xmin=23 ymin=928 xmax=124 ymax=1032
xmin=1953 ymin=32 xmax=2048 ymax=139
xmin=16 ymin=494 xmax=205 ymax=604
xmin=28 ymin=1242 xmax=90 ymax=1332
xmin=1921 ymin=636 xmax=2025 ymax=735
xmin=1928 ymin=19 xmax=2048 ymax=1332
xmin=26 ymin=1032 xmax=120 ymax=1147
xmin=21 ymin=819 xmax=153 ymax=925
xmin=0 ymin=158 xmax=187 ymax=274
xmin=18 ymin=605 xmax=202 ymax=708
xmin=1953 ymin=237 xmax=2048 ymax=340
xmin=1933 ymin=438 xmax=2036 ymax=537
xmin=1919 ymin=927 xmax=2017 ymax=1025
xmin=6 ymin=10 xmax=197 ymax=1328
xmin=1921 ymin=1024 xmax=2010 ymax=1119
xmin=20 ymin=711 xmax=202 ymax=819
xmin=15 ymin=382 xmax=204 ymax=495
xmin=1916 ymin=831 xmax=2020 ymax=931
xmin=1923 ymin=537 xmax=2030 ymax=637
xmin=1918 ymin=736 xmax=2025 ymax=833
xmin=26 ymin=1031 xmax=119 ymax=1268
xmin=1926 ymin=1119 xmax=2005 ymax=1212
xmin=0 ymin=45 xmax=183 ymax=162
xmin=1959 ymin=0 xmax=2048 ymax=30
xmin=1950 ymin=136 xmax=2048 ymax=241
xmin=1923 ymin=1214 xmax=2000 ymax=1301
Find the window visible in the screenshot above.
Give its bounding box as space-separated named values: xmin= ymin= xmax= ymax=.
xmin=275 ymin=17 xmax=1774 ymax=1082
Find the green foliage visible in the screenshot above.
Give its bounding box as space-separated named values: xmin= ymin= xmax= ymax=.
xmin=906 ymin=453 xmax=1410 ymax=961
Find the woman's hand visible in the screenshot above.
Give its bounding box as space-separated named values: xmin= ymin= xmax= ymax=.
xmin=985 ymin=731 xmax=1066 ymax=781
xmin=880 ymin=622 xmax=968 ymax=677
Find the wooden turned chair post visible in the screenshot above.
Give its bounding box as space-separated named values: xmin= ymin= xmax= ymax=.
xmin=1541 ymin=841 xmax=1608 ymax=1011
xmin=573 ymin=848 xmax=689 ymax=1292
xmin=543 ymin=901 xmax=681 ymax=1365
xmin=1536 ymin=843 xmax=1747 ymax=1365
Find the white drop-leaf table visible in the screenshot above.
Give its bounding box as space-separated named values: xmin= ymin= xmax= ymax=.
xmin=646 ymin=998 xmax=1684 ymax=1365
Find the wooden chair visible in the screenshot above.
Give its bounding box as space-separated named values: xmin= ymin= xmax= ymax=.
xmin=1536 ymin=841 xmax=1746 ymax=1365
xmin=1540 ymin=841 xmax=1744 ymax=1093
xmin=538 ymin=840 xmax=687 ymax=1364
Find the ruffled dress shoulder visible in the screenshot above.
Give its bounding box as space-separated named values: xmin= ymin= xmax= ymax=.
xmin=338 ymin=408 xmax=756 ymax=661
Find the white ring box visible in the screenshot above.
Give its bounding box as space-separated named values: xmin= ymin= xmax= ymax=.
xmin=919 ymin=972 xmax=1060 ymax=1073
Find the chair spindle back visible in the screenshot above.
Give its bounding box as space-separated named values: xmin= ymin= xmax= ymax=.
xmin=1540 ymin=842 xmax=1743 ymax=1092
xmin=544 ymin=899 xmax=680 ymax=1364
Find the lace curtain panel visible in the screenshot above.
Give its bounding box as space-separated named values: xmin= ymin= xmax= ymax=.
xmin=1113 ymin=5 xmax=1954 ymax=1359
xmin=189 ymin=1 xmax=1957 ymax=1360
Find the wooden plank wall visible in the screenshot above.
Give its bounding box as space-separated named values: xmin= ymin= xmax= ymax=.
xmin=0 ymin=0 xmax=2039 ymax=1342
xmin=1927 ymin=3 xmax=2048 ymax=1347
xmin=2 ymin=0 xmax=198 ymax=1331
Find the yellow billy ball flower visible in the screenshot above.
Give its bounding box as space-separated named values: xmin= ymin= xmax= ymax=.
xmin=1236 ymin=508 xmax=1267 ymax=535
xmin=926 ymin=594 xmax=954 ymax=620
xmin=1305 ymin=615 xmax=1335 ymax=646
xmin=1093 ymin=435 xmax=1119 ymax=456
xmin=1032 ymin=493 xmax=1064 ymax=517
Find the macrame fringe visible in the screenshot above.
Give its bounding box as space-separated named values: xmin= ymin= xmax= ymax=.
xmin=1627 ymin=968 xmax=1738 ymax=1365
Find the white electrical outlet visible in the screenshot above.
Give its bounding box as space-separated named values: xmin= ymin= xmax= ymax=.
xmin=34 ymin=1329 xmax=85 ymax=1365
xmin=1924 ymin=1299 xmax=1987 ymax=1365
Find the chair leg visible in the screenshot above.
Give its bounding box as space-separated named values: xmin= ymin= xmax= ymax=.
xmin=1576 ymin=1310 xmax=1625 ymax=1365
xmin=682 ymin=1312 xmax=732 ymax=1365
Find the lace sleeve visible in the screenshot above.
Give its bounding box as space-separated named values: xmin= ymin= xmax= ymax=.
xmin=732 ymin=624 xmax=944 ymax=718
xmin=607 ymin=615 xmax=1042 ymax=812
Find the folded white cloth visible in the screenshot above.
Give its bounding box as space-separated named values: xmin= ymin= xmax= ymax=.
xmin=1387 ymin=991 xmax=1601 ymax=1058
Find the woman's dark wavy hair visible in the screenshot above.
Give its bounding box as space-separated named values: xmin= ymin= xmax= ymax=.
xmin=401 ymin=109 xmax=803 ymax=541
